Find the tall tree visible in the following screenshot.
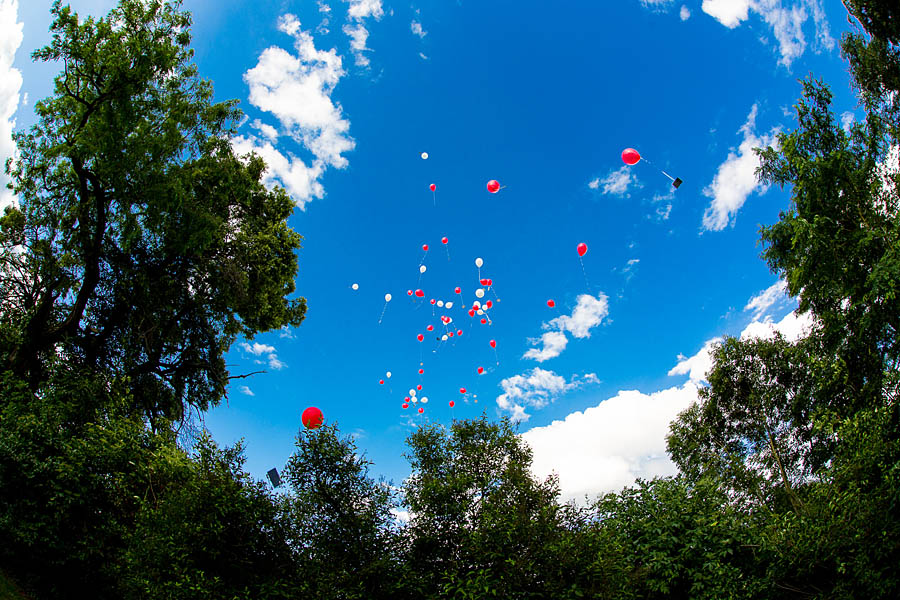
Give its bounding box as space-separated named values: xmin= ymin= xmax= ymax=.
xmin=0 ymin=0 xmax=306 ymax=423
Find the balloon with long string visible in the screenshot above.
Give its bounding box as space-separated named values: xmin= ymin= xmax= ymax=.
xmin=489 ymin=339 xmax=499 ymax=365
xmin=621 ymin=148 xmax=682 ymax=188
xmin=577 ymin=242 xmax=590 ymax=290
xmin=378 ymin=293 xmax=392 ymax=324
xmin=475 ymin=257 xmax=484 ymax=280
xmin=429 ymin=183 xmax=437 ymax=205
xmin=441 ymin=236 xmax=451 ymax=261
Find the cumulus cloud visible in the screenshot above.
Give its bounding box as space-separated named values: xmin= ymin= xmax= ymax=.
xmin=234 ymin=14 xmax=354 ymax=209
xmin=701 ymin=0 xmax=833 ymax=67
xmin=668 ymin=338 xmax=721 ymax=383
xmin=1 ymin=0 xmax=23 ymax=213
xmin=523 ymin=294 xmax=610 ymax=362
xmin=343 ymin=0 xmax=384 ymax=67
xmin=496 ymin=369 xmax=598 ymax=423
xmin=840 ymin=111 xmax=855 ymax=133
xmin=592 ymin=166 xmax=639 ymax=196
xmin=702 ymin=104 xmax=778 ymax=231
xmin=410 ymin=20 xmax=426 ymax=38
xmin=239 ymin=385 xmax=255 ymax=396
xmin=523 ymin=382 xmax=699 ymax=502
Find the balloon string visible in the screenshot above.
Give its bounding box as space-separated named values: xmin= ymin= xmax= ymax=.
xmin=445 ymin=245 xmax=451 ymax=261
xmin=432 ymin=190 xmax=436 ymax=206
xmin=659 ymin=169 xmax=676 ymax=183
xmin=493 ymin=347 xmax=500 ymax=366
xmin=378 ymin=302 xmax=388 ymax=324
xmin=579 ymin=256 xmax=591 ymax=292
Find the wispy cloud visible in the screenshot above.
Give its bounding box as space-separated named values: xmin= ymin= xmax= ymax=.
xmin=233 ymin=14 xmax=354 ymax=209
xmin=524 ymin=294 xmax=610 ymax=362
xmin=702 ymin=104 xmax=778 ymax=231
xmin=1 ymin=0 xmax=23 ymax=212
xmin=744 ymin=279 xmax=788 ymax=319
xmin=410 ymin=20 xmax=426 ymax=38
xmin=497 ymin=369 xmax=598 ymax=422
xmin=701 ymin=0 xmax=833 ymax=67
xmin=239 ymin=385 xmax=255 ymax=396
xmin=591 ymin=166 xmax=639 ymax=196
xmin=342 ymin=0 xmax=384 ymax=67
xmin=239 ymin=341 xmax=287 ymax=371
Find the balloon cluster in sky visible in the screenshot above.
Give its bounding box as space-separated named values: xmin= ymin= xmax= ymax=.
xmin=309 ymin=148 xmax=680 ymax=426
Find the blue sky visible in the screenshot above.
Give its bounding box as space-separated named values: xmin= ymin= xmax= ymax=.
xmin=2 ymin=0 xmax=861 ymax=501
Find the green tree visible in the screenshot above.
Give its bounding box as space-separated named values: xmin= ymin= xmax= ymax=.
xmin=280 ymin=423 xmax=401 ymax=599
xmin=402 ymin=415 xmax=567 ymax=599
xmin=0 ymin=0 xmax=306 ymax=424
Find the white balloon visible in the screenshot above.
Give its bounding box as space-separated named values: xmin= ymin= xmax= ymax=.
xmin=477 ymin=309 xmax=484 ymax=315
xmin=475 ymin=257 xmax=484 ymax=268
xmin=420 ymin=265 xmax=427 ymax=274
xmin=409 ymin=389 xmax=416 ymax=396
xmin=386 ymin=371 xmax=392 ymax=378
xmin=473 ymin=301 xmax=481 ymax=309
xmin=412 ymin=397 xmax=418 ymax=403
xmin=421 ymin=396 xmax=428 ymax=404
xmin=436 ymin=300 xmax=444 ymax=307
xmin=441 ymin=334 xmax=448 ymax=341
xmin=421 ymin=152 xmax=429 ymax=160
xmin=475 ymin=289 xmax=485 ymax=298
xmin=445 ymin=301 xmax=454 ymax=309
xmin=351 ymin=283 xmax=359 ymax=290
xmin=385 ymin=293 xmax=392 ymax=302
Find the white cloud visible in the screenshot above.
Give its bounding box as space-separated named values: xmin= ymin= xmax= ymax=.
xmin=343 ymin=0 xmax=384 ymax=67
xmin=680 ymin=5 xmax=691 ymax=20
xmin=239 ymin=385 xmax=255 ymax=396
xmin=236 ymin=14 xmax=354 ymax=209
xmin=496 ymin=369 xmax=598 ymax=423
xmin=523 ymin=382 xmax=699 ymax=502
xmin=410 ymin=20 xmax=426 ymax=38
xmin=524 ymin=294 xmax=609 ymax=363
xmin=744 ymin=279 xmax=788 ymax=319
xmin=251 ymin=119 xmax=279 ymax=142
xmin=668 ymin=338 xmax=721 ymax=383
xmin=594 ymin=166 xmax=638 ymax=196
xmin=239 ymin=341 xmax=286 ymax=371
xmin=702 ymin=104 xmax=778 ymax=231
xmin=1 ymin=0 xmax=23 ymax=213
xmin=701 ymin=0 xmax=833 ymax=67
xmin=279 ymin=325 xmax=296 ymax=339
xmin=523 ymin=330 xmax=569 ymax=362
xmin=840 ymin=111 xmax=855 ymax=133
xmin=739 ymin=309 xmax=813 ymax=342
xmin=549 ymin=293 xmax=609 ymax=338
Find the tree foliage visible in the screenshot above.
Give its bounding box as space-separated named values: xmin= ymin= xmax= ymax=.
xmin=0 ymin=0 xmax=306 ymax=423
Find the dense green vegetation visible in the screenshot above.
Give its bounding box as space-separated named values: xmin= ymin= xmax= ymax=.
xmin=1 ymin=0 xmax=898 ymax=597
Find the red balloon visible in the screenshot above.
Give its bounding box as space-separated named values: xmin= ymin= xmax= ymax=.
xmin=429 ymin=183 xmax=436 ymax=191
xmin=468 ymin=309 xmax=476 ymax=317
xmin=457 ymin=329 xmax=463 ymax=336
xmin=449 ymin=400 xmax=455 ymax=407
xmin=477 ymin=366 xmax=484 ymax=374
xmin=302 ymin=407 xmax=324 ymax=429
xmin=417 ymin=333 xmax=424 ymax=342
xmin=460 ymin=388 xmax=466 ymax=394
xmin=489 ymin=339 xmax=496 ymax=348
xmin=448 ymin=331 xmax=454 ymax=337
xmin=487 ymin=179 xmax=500 ymax=193
xmin=379 ymin=379 xmax=384 ymax=385
xmin=455 ymin=287 xmax=461 ymax=294
xmin=431 ymin=298 xmax=436 ymax=305
xmin=426 ymin=325 xmax=434 ymax=331
xmin=547 ymin=299 xmax=555 ymax=308
xmin=487 ymin=279 xmax=493 ymax=286
xmin=621 ymin=148 xmax=641 ymax=166
xmin=415 ymin=289 xmax=424 ymax=297
xmin=441 ymin=237 xmax=448 ymax=244
xmin=577 ymin=242 xmax=588 ymax=257
xmin=480 ymin=318 xmax=487 ymax=324
xmin=423 ymin=244 xmax=429 ymax=251
xmin=418 ymin=407 xmax=424 ymax=414
xmin=480 ymin=278 xmax=489 ymax=285
xmin=485 ymin=300 xmax=493 ymax=309
xmin=417 ymin=384 xmax=422 ymax=391
xmin=403 ymin=403 xmax=409 ymax=409
xmin=418 ymin=368 xmax=424 ymax=374
xmin=407 ymin=290 xmax=413 ymax=296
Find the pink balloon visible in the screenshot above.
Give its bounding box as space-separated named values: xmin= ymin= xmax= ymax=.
xmin=487 ymin=180 xmax=500 ymax=193
xmin=621 ymin=148 xmax=641 ymax=166
xmin=577 ymin=242 xmax=588 ymax=257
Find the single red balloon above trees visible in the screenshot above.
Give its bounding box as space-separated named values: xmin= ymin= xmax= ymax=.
xmin=302 ymin=407 xmax=324 ymax=429
xmin=621 ymin=148 xmax=641 ymax=165
xmin=487 ymin=180 xmax=500 ymax=193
